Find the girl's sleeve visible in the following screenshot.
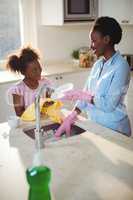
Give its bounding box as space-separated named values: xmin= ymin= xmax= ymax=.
xmin=6 ymin=82 xmax=24 ymax=107
xmin=7 ymin=82 xmax=24 ymax=96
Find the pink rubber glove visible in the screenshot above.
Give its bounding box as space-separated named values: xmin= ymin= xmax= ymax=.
xmin=54 ymin=111 xmax=78 ymax=138
xmin=60 ymin=89 xmax=93 ymax=102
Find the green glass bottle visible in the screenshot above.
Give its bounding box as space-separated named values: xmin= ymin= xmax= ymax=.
xmin=26 ymin=166 xmax=51 ymax=200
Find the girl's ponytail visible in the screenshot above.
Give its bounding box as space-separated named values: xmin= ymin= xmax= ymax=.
xmin=6 ymin=55 xmax=20 ymax=73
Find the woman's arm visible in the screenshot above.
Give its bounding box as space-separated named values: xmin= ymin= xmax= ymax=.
xmin=94 ymin=64 xmax=130 ymax=112
xmin=12 ymin=94 xmax=25 ymax=116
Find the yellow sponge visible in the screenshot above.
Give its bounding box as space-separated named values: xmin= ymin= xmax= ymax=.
xmin=41 ymin=99 xmax=63 ymax=123
xmin=21 ymin=99 xmax=44 ymax=121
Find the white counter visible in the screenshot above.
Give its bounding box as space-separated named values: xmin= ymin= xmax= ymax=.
xmin=0 ymin=116 xmax=133 ymax=200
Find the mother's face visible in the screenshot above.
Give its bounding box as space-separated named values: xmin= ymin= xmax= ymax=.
xmin=90 ymin=30 xmax=110 ymax=57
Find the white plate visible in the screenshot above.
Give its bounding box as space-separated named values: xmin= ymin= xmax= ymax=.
xmin=51 ymin=83 xmax=73 ymax=99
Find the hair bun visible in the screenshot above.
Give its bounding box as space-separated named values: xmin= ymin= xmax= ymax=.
xmin=20 ymin=46 xmax=39 ymax=61
xmin=21 ymin=47 xmax=32 ymax=56
xmin=7 ymin=55 xmax=20 ymax=72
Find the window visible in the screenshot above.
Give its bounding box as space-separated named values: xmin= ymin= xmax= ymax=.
xmin=0 ymin=0 xmax=22 ymax=61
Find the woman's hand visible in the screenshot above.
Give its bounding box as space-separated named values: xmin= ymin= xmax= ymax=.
xmin=60 ymin=89 xmax=93 ymax=103
xmin=54 ymin=111 xmax=78 ymax=138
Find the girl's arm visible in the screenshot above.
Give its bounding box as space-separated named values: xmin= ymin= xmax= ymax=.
xmin=12 ymin=94 xmax=25 ymax=117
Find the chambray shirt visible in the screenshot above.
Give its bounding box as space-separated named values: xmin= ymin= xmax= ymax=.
xmin=77 ymin=51 xmax=131 ymax=136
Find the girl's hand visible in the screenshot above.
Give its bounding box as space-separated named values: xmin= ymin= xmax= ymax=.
xmin=46 ymin=87 xmax=55 ymax=98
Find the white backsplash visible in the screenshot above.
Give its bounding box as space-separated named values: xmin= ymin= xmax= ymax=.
xmin=37 ymin=24 xmax=91 ymax=62
xmin=37 ymin=24 xmax=133 ymax=62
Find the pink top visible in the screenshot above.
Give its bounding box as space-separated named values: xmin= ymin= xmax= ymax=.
xmin=8 ymin=78 xmax=52 ymax=109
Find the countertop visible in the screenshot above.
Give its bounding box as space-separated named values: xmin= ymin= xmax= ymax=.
xmin=0 ymin=61 xmax=89 ymax=84
xmin=0 ymin=112 xmax=133 ymax=200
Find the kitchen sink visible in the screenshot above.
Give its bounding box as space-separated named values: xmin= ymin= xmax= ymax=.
xmin=23 ymin=123 xmax=85 ymax=142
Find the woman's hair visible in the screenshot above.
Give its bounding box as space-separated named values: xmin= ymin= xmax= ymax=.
xmin=6 ymin=46 xmax=40 ymax=73
xmin=92 ymin=16 xmax=122 ymax=45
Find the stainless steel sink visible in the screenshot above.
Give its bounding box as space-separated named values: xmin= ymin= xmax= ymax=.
xmin=23 ymin=123 xmax=85 ymax=142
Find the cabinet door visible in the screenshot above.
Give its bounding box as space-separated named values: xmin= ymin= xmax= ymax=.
xmin=99 ymin=0 xmax=133 ymax=25
xmin=62 ymin=71 xmax=89 ymax=89
xmin=40 ymin=0 xmax=64 ymax=25
xmin=48 ymin=70 xmax=89 ymax=89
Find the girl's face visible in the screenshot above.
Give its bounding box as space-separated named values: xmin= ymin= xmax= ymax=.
xmin=90 ymin=30 xmax=110 ymax=57
xmin=25 ymin=60 xmax=42 ymax=81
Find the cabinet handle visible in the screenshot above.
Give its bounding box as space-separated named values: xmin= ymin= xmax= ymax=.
xmin=55 ymin=77 xmax=59 ymax=80
xmin=121 ymin=20 xmax=129 ymax=24
xmin=60 ymin=76 xmax=63 ymax=79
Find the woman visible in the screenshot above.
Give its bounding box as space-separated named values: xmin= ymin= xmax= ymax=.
xmin=55 ymin=16 xmax=131 ymax=137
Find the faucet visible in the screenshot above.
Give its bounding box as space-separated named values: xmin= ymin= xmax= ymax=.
xmin=34 ymin=82 xmax=72 ymax=149
xmin=34 ymin=83 xmax=49 ymax=149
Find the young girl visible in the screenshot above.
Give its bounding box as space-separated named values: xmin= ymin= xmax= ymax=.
xmin=6 ymin=46 xmax=52 ymax=117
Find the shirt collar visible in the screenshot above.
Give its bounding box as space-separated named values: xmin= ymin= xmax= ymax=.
xmin=102 ymin=51 xmax=120 ymax=66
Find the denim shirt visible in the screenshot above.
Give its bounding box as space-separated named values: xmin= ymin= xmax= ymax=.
xmin=77 ymin=51 xmax=131 ymax=136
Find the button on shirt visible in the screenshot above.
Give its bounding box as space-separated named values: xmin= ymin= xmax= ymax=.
xmin=77 ymin=51 xmax=131 ymax=136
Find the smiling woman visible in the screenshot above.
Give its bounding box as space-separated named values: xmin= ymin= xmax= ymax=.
xmin=0 ymin=0 xmax=22 ymax=61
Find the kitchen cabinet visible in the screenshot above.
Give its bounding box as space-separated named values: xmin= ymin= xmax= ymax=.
xmin=48 ymin=70 xmax=89 ymax=89
xmin=40 ymin=0 xmax=64 ymax=25
xmin=99 ymin=0 xmax=133 ymax=25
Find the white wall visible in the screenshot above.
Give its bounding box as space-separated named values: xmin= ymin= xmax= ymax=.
xmin=37 ymin=25 xmax=91 ymax=61
xmin=118 ymin=25 xmax=133 ymax=54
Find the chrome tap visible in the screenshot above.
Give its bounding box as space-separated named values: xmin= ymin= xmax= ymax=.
xmin=34 ymin=82 xmax=72 ymax=149
xmin=34 ymin=83 xmax=49 ymax=149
